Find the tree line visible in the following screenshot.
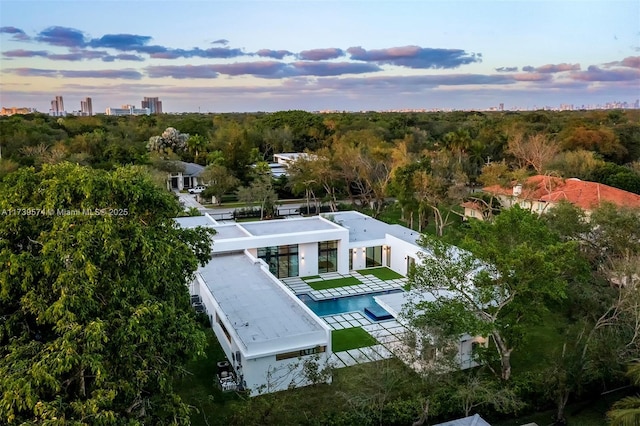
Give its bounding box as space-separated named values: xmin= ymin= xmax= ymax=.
xmin=2 ymin=109 xmax=638 ymax=228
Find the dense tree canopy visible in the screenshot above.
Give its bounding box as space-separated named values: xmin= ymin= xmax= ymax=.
xmin=0 ymin=163 xmax=214 ymax=424
xmin=406 ymin=207 xmax=585 ymax=380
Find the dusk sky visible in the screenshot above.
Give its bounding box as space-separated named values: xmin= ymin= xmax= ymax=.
xmin=1 ymin=0 xmax=639 ymax=113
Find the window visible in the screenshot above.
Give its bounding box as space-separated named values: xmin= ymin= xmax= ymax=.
xmin=276 ymin=345 xmax=327 ymax=361
xmin=385 ymin=246 xmax=391 ymax=267
xmin=366 ymin=246 xmax=382 ymax=267
xmin=318 ymin=241 xmax=338 ymax=273
xmin=258 ymin=245 xmax=299 ymax=278
xmin=216 ymin=313 xmax=231 ymax=343
xmin=349 ymin=249 xmax=354 ymax=270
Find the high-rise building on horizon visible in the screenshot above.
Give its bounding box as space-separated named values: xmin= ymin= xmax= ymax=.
xmin=141 ymin=97 xmax=162 ymax=114
xmin=80 ymin=97 xmax=93 ymax=116
xmin=106 ymin=105 xmax=150 ymax=116
xmin=49 ymin=96 xmax=65 ymax=116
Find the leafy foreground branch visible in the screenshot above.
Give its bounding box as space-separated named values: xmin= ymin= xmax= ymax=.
xmin=0 ymin=163 xmax=215 ymax=425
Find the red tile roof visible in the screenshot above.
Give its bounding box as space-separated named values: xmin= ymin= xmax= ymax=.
xmin=484 ymin=175 xmax=640 ymax=210
xmin=461 ymin=201 xmax=482 ymax=210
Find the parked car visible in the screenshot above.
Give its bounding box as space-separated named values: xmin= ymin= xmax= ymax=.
xmin=188 ymin=186 xmax=206 ymax=194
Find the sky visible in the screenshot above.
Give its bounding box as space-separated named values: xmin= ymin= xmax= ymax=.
xmin=0 ymin=0 xmax=639 ymax=113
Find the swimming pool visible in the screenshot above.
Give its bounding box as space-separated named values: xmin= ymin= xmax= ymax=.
xmin=299 ymin=290 xmax=402 ymax=317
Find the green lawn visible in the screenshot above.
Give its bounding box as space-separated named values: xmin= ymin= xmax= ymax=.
xmin=174 ymin=329 xmax=241 ymax=426
xmin=510 ymin=310 xmax=568 ymax=373
xmin=332 ymin=327 xmax=377 ymax=352
xmin=301 ymin=275 xmax=321 ymax=280
xmin=305 ymin=276 xmax=361 ymax=290
xmin=357 ymin=267 xmax=404 ymax=280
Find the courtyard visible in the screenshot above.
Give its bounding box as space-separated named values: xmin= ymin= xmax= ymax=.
xmin=282 ymin=267 xmax=411 ymax=370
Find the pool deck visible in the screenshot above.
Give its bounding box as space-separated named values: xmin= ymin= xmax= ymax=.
xmin=282 ymin=270 xmax=409 ymax=369
xmin=281 ymin=270 xmax=405 ymax=300
xmin=323 ymin=311 xmax=407 ymax=368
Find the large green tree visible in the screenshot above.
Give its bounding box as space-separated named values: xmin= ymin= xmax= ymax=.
xmin=406 ymin=207 xmax=583 ymax=380
xmin=0 ymin=163 xmax=214 ymax=424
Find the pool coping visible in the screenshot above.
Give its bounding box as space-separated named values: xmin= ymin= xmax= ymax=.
xmin=299 ymin=287 xmax=404 ymax=302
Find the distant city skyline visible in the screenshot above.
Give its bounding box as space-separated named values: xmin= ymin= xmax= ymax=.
xmin=1 ymin=0 xmax=638 ymax=113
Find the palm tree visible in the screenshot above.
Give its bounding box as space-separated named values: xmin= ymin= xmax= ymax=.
xmin=607 ymin=362 xmax=640 ymax=426
xmin=443 ymin=129 xmax=472 ymax=165
xmin=186 ymin=134 xmax=206 ymax=162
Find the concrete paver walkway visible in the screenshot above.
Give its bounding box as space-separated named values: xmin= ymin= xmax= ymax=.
xmin=281 ymin=270 xmax=405 ymax=300
xmin=282 ymin=269 xmax=409 ymax=369
xmin=322 ymin=311 xmax=407 ymax=369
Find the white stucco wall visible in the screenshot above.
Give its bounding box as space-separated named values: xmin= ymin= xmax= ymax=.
xmin=298 ymin=242 xmax=319 ymax=277
xmin=190 ymin=253 xmax=332 ymax=396
xmin=242 ymin=351 xmax=332 ymax=395
xmin=384 ymin=235 xmax=423 ymax=276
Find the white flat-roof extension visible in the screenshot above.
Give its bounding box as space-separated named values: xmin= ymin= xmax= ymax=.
xmin=174 ymin=214 xmax=217 ymax=228
xmin=197 ymin=252 xmax=329 ymax=358
xmin=375 ymin=289 xmax=455 ymax=320
xmin=325 ymin=211 xmax=389 ymax=243
xmin=211 ymin=223 xmax=252 ymax=240
xmin=325 ymin=211 xmax=422 ymax=246
xmin=241 ymin=216 xmax=340 ymax=236
xmin=209 ymin=216 xmax=348 ymax=253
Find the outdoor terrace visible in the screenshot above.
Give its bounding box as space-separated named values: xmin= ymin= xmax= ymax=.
xmin=281 ymin=267 xmax=406 ymax=300
xmin=282 ymin=267 xmax=411 ymax=369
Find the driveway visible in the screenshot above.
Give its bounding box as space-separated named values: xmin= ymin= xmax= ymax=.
xmin=174 ymin=190 xmax=207 ymax=212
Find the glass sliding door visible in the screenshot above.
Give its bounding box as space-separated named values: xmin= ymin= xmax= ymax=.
xmin=365 ymin=246 xmax=382 ymax=268
xmin=349 ymin=249 xmax=353 ymax=271
xmin=318 ymin=241 xmax=338 ymax=273
xmin=258 ymin=245 xmax=299 ymax=278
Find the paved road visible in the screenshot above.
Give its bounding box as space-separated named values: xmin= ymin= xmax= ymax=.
xmin=203 ymin=203 xmax=306 ymax=220
xmin=175 ymin=191 xmax=342 ymax=220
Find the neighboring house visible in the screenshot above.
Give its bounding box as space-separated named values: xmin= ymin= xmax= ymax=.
xmin=463 ymin=175 xmax=640 ymax=220
xmin=267 ymin=152 xmax=318 ymax=178
xmin=167 ymin=161 xmax=205 ymax=190
xmin=461 ymin=201 xmax=486 ymax=221
xmin=175 ymin=211 xmax=486 ymax=395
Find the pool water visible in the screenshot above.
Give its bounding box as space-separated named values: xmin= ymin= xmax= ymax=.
xmin=299 ymin=290 xmax=401 ymax=317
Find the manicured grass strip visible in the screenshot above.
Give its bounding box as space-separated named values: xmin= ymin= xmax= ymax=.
xmin=357 ymin=267 xmax=404 ymax=280
xmin=332 ymin=327 xmax=377 ymax=352
xmin=306 ymin=276 xmax=361 ymax=290
xmin=301 ymin=275 xmax=321 ymax=280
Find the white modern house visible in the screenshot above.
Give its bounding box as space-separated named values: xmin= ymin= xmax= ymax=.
xmin=262 ymin=152 xmax=317 ymax=178
xmin=175 ymin=211 xmax=484 ymax=395
xmin=191 ymin=251 xmax=332 ymax=394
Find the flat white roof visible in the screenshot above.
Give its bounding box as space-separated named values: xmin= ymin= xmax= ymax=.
xmin=324 ymin=211 xmax=389 ymax=242
xmin=374 ymin=292 xmax=410 ymax=318
xmin=240 ymin=216 xmax=341 ymax=236
xmin=325 ymin=211 xmax=422 ymax=244
xmin=198 ymin=253 xmax=327 ymax=356
xmin=211 ymin=224 xmax=251 ymax=240
xmin=174 ymin=215 xmax=217 ymax=228
xmin=386 ymin=224 xmax=422 ymax=245
xmin=375 ymin=289 xmax=454 ymax=319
